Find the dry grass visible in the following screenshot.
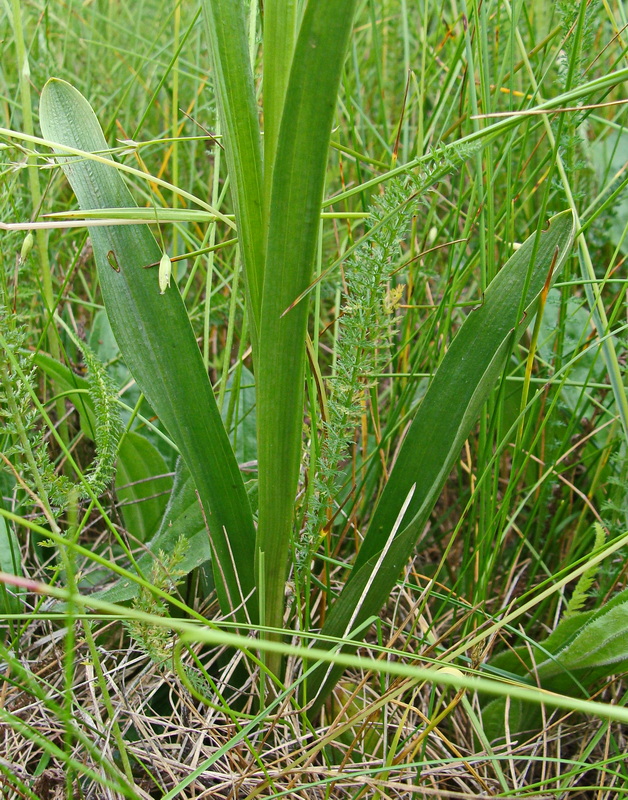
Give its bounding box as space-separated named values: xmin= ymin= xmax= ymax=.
xmin=2 ymin=571 xmax=626 ymax=799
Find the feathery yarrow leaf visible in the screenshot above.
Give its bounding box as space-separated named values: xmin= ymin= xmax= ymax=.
xmin=299 ymin=177 xmax=415 ymax=569
xmin=0 ymin=310 xmax=122 ymax=513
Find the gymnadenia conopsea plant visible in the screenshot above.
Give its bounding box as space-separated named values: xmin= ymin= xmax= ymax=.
xmin=37 ymin=0 xmax=576 ymax=709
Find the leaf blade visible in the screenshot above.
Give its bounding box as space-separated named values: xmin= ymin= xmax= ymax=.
xmin=200 ymin=0 xmax=265 ymax=344
xmin=115 ymin=432 xmax=173 ymax=543
xmin=307 ymin=210 xmax=576 ymax=709
xmin=358 ymin=211 xmax=576 ymax=571
xmin=255 ymin=0 xmax=359 ymax=638
xmin=39 ymin=78 xmax=257 ymax=622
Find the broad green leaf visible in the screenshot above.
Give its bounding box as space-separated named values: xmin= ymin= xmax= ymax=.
xmin=486 ymin=588 xmax=628 ymax=689
xmin=307 ymin=210 xmax=576 ymax=709
xmin=200 ymin=0 xmax=265 ymax=345
xmin=87 ymin=309 xmax=174 ymax=464
xmin=481 ymin=589 xmax=628 ymax=741
xmin=34 ymin=352 xmax=96 ymax=440
xmin=255 ymin=0 xmax=358 ymax=648
xmin=221 ymin=365 xmax=257 ymax=465
xmin=357 ymin=211 xmax=576 ymax=570
xmin=96 ymin=459 xmax=209 ymax=605
xmin=0 ymin=512 xmax=23 ymax=615
xmin=590 ymin=130 xmax=628 ymax=255
xmin=548 ymin=601 xmax=628 ymax=672
xmin=39 ymin=79 xmax=257 ymax=623
xmin=115 ymin=431 xmax=173 ymax=543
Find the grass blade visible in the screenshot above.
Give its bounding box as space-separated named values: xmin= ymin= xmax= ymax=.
xmin=39 ymin=78 xmax=257 ymax=623
xmin=262 ymin=0 xmax=299 ymax=215
xmin=200 ymin=0 xmax=265 ymax=345
xmin=255 ymin=0 xmax=359 ymax=654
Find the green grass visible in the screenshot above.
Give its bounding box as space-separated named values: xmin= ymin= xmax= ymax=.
xmin=1 ymin=0 xmax=628 ymax=797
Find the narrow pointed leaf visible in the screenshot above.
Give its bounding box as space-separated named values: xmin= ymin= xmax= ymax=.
xmin=0 ymin=513 xmax=23 ymax=614
xmin=256 ymin=0 xmax=358 ymax=639
xmin=262 ymin=0 xmax=299 ymax=214
xmin=308 ymin=210 xmax=576 ymax=709
xmin=39 ymin=78 xmax=256 ymax=622
xmin=200 ymin=0 xmax=265 ymax=344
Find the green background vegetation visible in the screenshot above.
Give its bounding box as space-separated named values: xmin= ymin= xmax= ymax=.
xmin=0 ymin=0 xmax=627 ymax=797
